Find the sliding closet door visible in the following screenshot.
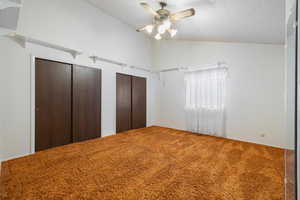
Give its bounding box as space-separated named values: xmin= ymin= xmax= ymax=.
xmin=73 ymin=66 xmax=101 ymax=142
xmin=35 ymin=59 xmax=72 ymax=151
xmin=116 ymin=73 xmax=132 ymax=133
xmin=132 ymin=76 xmax=147 ymax=129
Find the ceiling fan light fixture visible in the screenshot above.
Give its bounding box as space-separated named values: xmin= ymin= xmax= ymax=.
xmin=168 ymin=28 xmax=178 ymax=37
xmin=163 ymin=20 xmax=171 ymax=29
xmin=157 ymin=25 xmax=166 ymax=34
xmin=157 ymin=20 xmax=171 ymax=34
xmin=145 ymin=25 xmax=154 ymax=34
xmin=155 ymin=33 xmax=162 ymax=40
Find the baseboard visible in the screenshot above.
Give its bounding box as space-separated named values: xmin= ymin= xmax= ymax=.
xmin=151 ymin=124 xmax=285 ymax=149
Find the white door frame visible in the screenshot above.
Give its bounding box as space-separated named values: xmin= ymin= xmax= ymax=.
xmin=30 ymin=55 xmax=36 ymax=153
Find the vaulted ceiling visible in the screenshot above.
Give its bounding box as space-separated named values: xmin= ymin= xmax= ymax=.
xmin=87 ymin=0 xmax=285 ymax=44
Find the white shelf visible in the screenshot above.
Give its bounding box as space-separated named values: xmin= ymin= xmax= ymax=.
xmin=0 ymin=0 xmax=21 ymax=10
xmin=129 ymin=65 xmax=152 ymax=73
xmin=9 ymin=34 xmax=83 ymax=59
xmin=89 ymin=55 xmax=153 ymax=73
xmin=89 ymin=56 xmax=127 ymax=67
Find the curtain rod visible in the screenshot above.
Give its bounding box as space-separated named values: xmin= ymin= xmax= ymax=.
xmin=159 ymin=62 xmax=227 ymax=73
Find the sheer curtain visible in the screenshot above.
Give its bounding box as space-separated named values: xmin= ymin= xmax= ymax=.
xmin=184 ymin=66 xmax=228 ymax=137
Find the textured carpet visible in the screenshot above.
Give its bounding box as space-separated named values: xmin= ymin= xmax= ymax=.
xmin=1 ymin=126 xmax=284 ymax=200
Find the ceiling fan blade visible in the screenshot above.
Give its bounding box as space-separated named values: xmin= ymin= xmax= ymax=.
xmin=136 ymin=25 xmax=147 ymax=32
xmin=170 ymin=8 xmax=196 ymax=21
xmin=140 ymin=2 xmax=158 ymax=16
xmin=136 ymin=24 xmax=154 ymax=33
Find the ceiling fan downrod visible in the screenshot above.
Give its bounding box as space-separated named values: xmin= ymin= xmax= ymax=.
xmin=159 ymin=2 xmax=167 ymax=9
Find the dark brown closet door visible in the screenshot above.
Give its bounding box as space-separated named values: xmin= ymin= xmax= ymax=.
xmin=35 ymin=59 xmax=72 ymax=151
xmin=116 ymin=73 xmax=132 ymax=133
xmin=73 ymin=65 xmax=101 ymax=142
xmin=132 ymin=76 xmax=147 ymax=129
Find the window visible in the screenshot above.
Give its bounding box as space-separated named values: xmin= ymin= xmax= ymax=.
xmin=184 ymin=66 xmax=227 ymax=136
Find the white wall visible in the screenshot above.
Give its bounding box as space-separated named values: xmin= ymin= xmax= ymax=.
xmin=17 ymin=0 xmax=152 ymax=68
xmin=0 ymin=0 xmax=154 ymax=161
xmin=0 ymin=38 xmax=31 ymax=161
xmin=152 ymin=40 xmax=286 ymax=148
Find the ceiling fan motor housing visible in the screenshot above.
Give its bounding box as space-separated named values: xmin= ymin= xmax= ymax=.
xmin=155 ymin=8 xmax=170 ymax=22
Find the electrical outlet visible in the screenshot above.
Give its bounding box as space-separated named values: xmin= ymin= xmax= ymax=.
xmin=260 ymin=133 xmax=266 ymax=138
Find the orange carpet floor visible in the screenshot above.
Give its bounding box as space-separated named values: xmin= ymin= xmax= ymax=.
xmin=0 ymin=126 xmax=284 ymax=200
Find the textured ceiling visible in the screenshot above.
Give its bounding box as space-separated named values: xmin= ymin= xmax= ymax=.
xmin=87 ymin=0 xmax=285 ymax=44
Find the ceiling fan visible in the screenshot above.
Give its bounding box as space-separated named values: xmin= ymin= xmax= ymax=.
xmin=136 ymin=1 xmax=196 ymax=40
